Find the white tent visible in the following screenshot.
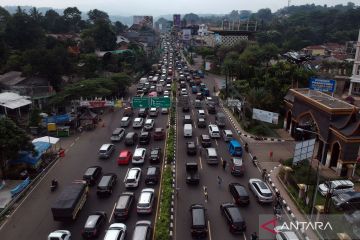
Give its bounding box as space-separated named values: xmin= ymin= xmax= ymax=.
xmin=32 ymin=136 xmax=60 ymax=145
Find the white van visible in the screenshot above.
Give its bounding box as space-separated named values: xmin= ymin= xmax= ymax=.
xmin=208 ymin=124 xmax=220 ymax=138
xmin=222 ymin=129 xmax=233 ymax=142
xmin=184 ymin=124 xmax=193 ymax=138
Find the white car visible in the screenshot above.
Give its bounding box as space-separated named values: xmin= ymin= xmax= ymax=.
xmin=132 ymin=148 xmax=146 ymax=165
xmin=137 ymin=188 xmax=155 ymax=214
xmin=164 ymin=90 xmax=170 ymax=96
xmin=208 ymin=124 xmax=220 ymax=138
xmin=132 ymin=118 xmax=144 ymax=128
xmin=180 ymin=88 xmax=187 ymax=95
xmin=48 ymin=230 xmax=71 ymax=240
xmin=124 ymin=168 xmax=142 ymax=188
xmin=144 ymin=119 xmax=155 ymax=131
xmin=249 ymin=178 xmax=273 ymax=203
xmin=103 ymin=223 xmax=126 ymax=240
xmin=161 ymin=108 xmax=169 ymax=114
xmin=149 ymin=108 xmax=158 ymax=117
xmin=318 ymin=180 xmax=354 ymax=196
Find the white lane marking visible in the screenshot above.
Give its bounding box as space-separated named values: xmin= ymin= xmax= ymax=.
xmin=208 ymin=220 xmax=213 ymax=240
xmin=242 ymin=232 xmax=247 ymax=240
xmin=109 ymin=202 xmax=116 ymax=223
xmin=199 ymin=156 xmax=203 ymax=170
xmin=70 ymin=142 xmax=75 ymax=147
xmin=196 ymin=136 xmax=199 ymax=145
xmin=75 ymin=137 xmax=80 ymax=141
xmin=215 ymin=139 xmax=218 ymax=146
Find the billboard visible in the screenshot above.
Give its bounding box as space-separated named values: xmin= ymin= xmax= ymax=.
xmin=252 ymin=108 xmax=279 ymax=124
xmin=182 ymin=29 xmax=192 ymax=41
xmin=173 ymin=14 xmax=181 ymax=27
xmin=293 ymin=139 xmax=316 ymax=165
xmin=309 ymin=78 xmax=336 ymax=93
xmin=133 ymin=16 xmax=153 ymax=28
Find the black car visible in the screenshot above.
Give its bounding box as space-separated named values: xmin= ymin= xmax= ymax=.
xmin=83 ymin=166 xmax=102 ymax=186
xmin=138 ymin=108 xmax=148 ymax=117
xmin=220 ymin=203 xmax=246 ymax=233
xmin=187 ymin=141 xmax=197 ymax=155
xmin=149 ymin=148 xmax=162 ymax=164
xmin=82 ymin=211 xmax=107 ymax=238
xmin=207 ymin=104 xmax=216 ymax=114
xmin=190 ymin=204 xmax=208 ymax=238
xmin=145 ymin=166 xmax=160 ymax=185
xmin=97 ymin=173 xmax=117 ymax=196
xmin=183 ymin=115 xmax=192 ymax=124
xmin=182 ymin=104 xmax=190 ymax=112
xmin=229 ymin=183 xmax=250 ymax=206
xmin=200 ymin=134 xmax=211 ymax=148
xmin=114 ymin=192 xmax=135 ymax=221
xmin=332 ymin=192 xmax=360 ymax=211
xmin=197 ymin=118 xmax=206 ymax=128
xmin=139 ymin=131 xmax=151 ymax=145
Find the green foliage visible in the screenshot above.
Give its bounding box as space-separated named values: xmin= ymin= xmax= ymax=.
xmin=29 ymin=108 xmax=41 ymax=127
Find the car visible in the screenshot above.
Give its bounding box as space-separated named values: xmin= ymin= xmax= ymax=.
xmin=163 ymin=90 xmax=170 ymax=96
xmin=99 ymin=144 xmax=115 ymax=159
xmin=332 ymin=192 xmax=360 ymax=211
xmin=197 ymin=118 xmax=206 ymax=128
xmin=275 ymin=231 xmax=300 ymax=240
xmin=110 ymin=128 xmax=126 ymax=142
xmin=248 ymin=178 xmax=273 ymax=203
xmin=149 ymin=108 xmax=158 ymax=117
xmin=183 ymin=115 xmax=192 ymax=124
xmin=137 ymin=188 xmax=155 ymax=214
xmin=139 ymin=131 xmax=151 ymax=145
xmin=82 ymin=211 xmax=107 ymax=238
xmin=97 ymin=173 xmax=117 ymax=196
xmin=180 ymin=88 xmax=187 ymax=95
xmin=161 ymin=108 xmax=169 ymax=114
xmin=145 ymin=166 xmax=160 ymax=185
xmin=48 ymin=230 xmax=71 ymax=240
xmin=190 ymin=204 xmax=208 ymax=238
xmin=200 ymin=134 xmax=211 ymax=148
xmin=103 ymin=223 xmax=126 ymax=240
xmin=194 ymin=99 xmax=202 ymax=109
xmin=207 ymin=104 xmax=216 ymax=114
xmin=138 ymin=108 xmax=148 ymax=117
xmin=82 ymin=166 xmax=102 ymax=186
xmin=124 ymin=168 xmax=142 ymax=188
xmin=230 ymin=157 xmax=245 ymax=176
xmin=133 ymin=118 xmax=144 ymax=128
xmin=208 ymin=124 xmax=220 ymax=138
xmin=132 ymin=221 xmax=152 ymax=240
xmin=114 ymin=192 xmax=135 ymax=221
xmin=149 ymin=148 xmax=162 ymax=164
xmin=229 ymin=183 xmax=250 ymax=206
xmin=117 ymin=150 xmax=132 ymax=165
xmin=187 ymin=141 xmax=197 ymax=155
xmin=144 ymin=119 xmax=155 ymax=131
xmin=220 ymin=203 xmax=246 ymax=233
xmin=120 ymin=117 xmax=131 ymax=127
xmin=153 ymin=127 xmax=165 ymax=140
xmin=123 ymin=107 xmax=133 ymax=117
xmin=132 ymin=148 xmax=146 ymax=165
xmin=197 ymin=109 xmax=206 ymax=119
xmin=124 ymin=132 xmax=138 ymax=146
xmin=196 ymin=93 xmax=204 ymax=100
xmin=318 ymin=180 xmax=354 ymax=196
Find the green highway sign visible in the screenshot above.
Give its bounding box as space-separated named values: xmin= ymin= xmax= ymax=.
xmin=150 ymin=97 xmax=171 ymax=108
xmin=132 ymin=97 xmax=149 ymax=108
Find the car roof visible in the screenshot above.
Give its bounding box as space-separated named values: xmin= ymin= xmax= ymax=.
xmin=192 ymin=207 xmax=206 ymax=226
xmin=155 ymin=128 xmax=163 ymax=132
xmin=201 ymin=134 xmax=210 ymax=139
xmin=84 ymin=166 xmax=100 ymax=176
xmin=116 ymin=194 xmax=133 ymax=209
xmin=139 ymin=190 xmax=154 ymax=204
xmin=134 ymin=148 xmax=146 ymax=155
xmin=100 ymin=144 xmax=112 ymax=151
xmin=119 ymin=151 xmax=130 ymax=157
xmin=230 ymin=140 xmax=241 ymax=147
xmin=226 ymin=206 xmax=243 ymax=222
xmin=327 ymin=180 xmax=354 ymax=187
xmin=207 ymin=148 xmax=217 ymax=155
xmin=147 ymin=166 xmax=158 ymax=175
xmin=145 ymin=119 xmax=154 ymax=123
xmin=98 ymin=175 xmax=114 ymax=187
xmin=232 ymin=157 xmax=243 ymax=165
xmin=134 ymin=117 xmax=142 ymax=121
xmin=85 ymin=214 xmax=101 ymax=228
xmin=121 ymin=117 xmax=129 ymax=121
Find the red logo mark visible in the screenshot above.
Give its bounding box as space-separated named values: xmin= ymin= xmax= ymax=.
xmin=260 ymin=218 xmax=277 ymax=234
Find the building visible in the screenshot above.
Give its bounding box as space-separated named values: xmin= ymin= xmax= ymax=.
xmin=349 ymin=30 xmax=360 ymax=96
xmin=302 ymin=45 xmax=327 ymax=56
xmin=203 ymin=30 xmax=256 ymax=47
xmin=133 ymin=16 xmax=153 ymax=28
xmin=173 ymin=14 xmax=181 ymax=28
xmin=198 ymin=24 xmax=208 ymax=36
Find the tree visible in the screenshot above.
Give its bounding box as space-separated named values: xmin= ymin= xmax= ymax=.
xmin=29 ymin=7 xmax=43 ymax=24
xmin=63 ymin=7 xmax=82 ymax=32
xmin=111 ymin=73 xmax=133 ymax=97
xmin=183 ymin=13 xmax=200 ymax=25
xmin=87 ymin=9 xmax=110 ymax=24
xmin=82 ymin=20 xmax=116 ymax=51
xmin=0 ymin=118 xmax=34 ymax=179
xmin=114 ymin=21 xmax=127 ymax=34
xmin=80 ymin=36 xmax=96 ymax=53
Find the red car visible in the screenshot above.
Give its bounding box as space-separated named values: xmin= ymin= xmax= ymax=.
xmin=117 ymin=150 xmax=132 ymax=165
xmin=154 ymin=128 xmax=165 ymax=140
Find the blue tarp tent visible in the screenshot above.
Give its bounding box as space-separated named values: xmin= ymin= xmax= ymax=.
xmin=10 ymin=141 xmax=51 ymax=166
xmin=44 ymin=114 xmax=70 ymax=124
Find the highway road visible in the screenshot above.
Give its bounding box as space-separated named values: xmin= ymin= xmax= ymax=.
xmin=175 ymin=69 xmax=276 ymax=240
xmin=0 ymin=84 xmax=170 ymax=238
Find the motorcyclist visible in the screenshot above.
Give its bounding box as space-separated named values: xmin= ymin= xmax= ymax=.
xmin=51 ymin=179 xmax=58 ymax=187
xmin=251 ymin=232 xmax=258 ymax=240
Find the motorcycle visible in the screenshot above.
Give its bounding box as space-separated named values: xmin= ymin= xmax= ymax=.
xmin=252 ymin=156 xmax=258 ymax=166
xmin=50 ymin=180 xmax=58 ymax=192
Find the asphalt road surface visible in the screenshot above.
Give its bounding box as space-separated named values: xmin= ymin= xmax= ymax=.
xmin=0 ymin=83 xmax=169 ymax=239
xmin=175 ymin=71 xmax=276 ymax=240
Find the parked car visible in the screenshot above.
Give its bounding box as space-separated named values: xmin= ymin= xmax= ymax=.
xmin=145 ymin=166 xmax=160 ymax=185
xmin=124 ymin=168 xmax=142 ymax=189
xmin=137 ymin=188 xmax=155 ymax=214
xmin=97 ymin=173 xmax=117 ymax=196
xmin=230 ymin=157 xmax=245 ymax=176
xmin=103 ymin=223 xmax=126 ymax=240
xmin=132 ymin=148 xmax=146 ymax=165
xmin=133 ymin=118 xmax=144 ymax=128
xmin=98 ymin=144 xmax=115 ymax=159
xmin=154 ymin=128 xmax=165 ymax=140
xmin=248 ymin=178 xmax=273 ymax=203
xmin=139 ymin=131 xmax=151 ymax=145
xmin=83 ymin=166 xmax=102 ymax=186
xmin=319 ymin=180 xmax=354 ymax=196
xmin=114 ymin=192 xmax=135 ymax=221
xmin=220 ymin=203 xmax=246 ymax=233
xmin=229 ymin=183 xmax=250 ymax=206
xmin=187 ymin=141 xmax=197 ymax=155
xmin=110 ymin=128 xmax=126 ymax=142
xmin=117 ymin=150 xmax=132 ymax=165
xmin=82 ymin=211 xmax=107 ymax=238
xmin=144 ymin=119 xmax=155 ymax=131
xmin=190 ymin=204 xmax=208 ymax=238
xmin=332 ymin=192 xmax=360 ymax=211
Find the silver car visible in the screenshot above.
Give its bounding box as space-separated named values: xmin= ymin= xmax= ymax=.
xmin=248 ymin=178 xmax=273 ymax=203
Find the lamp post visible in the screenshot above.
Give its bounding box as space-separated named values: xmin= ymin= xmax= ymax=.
xmin=296 ymin=127 xmax=327 ymax=220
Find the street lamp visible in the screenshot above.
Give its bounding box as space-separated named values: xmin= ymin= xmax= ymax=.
xmin=296 ymin=127 xmax=327 ymax=220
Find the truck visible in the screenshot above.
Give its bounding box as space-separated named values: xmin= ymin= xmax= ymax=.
xmin=51 ymin=182 xmax=88 ymax=221
xmin=186 ymin=162 xmax=200 ymax=184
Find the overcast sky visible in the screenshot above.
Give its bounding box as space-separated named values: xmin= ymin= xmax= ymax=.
xmin=1 ymin=0 xmax=358 ymax=16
